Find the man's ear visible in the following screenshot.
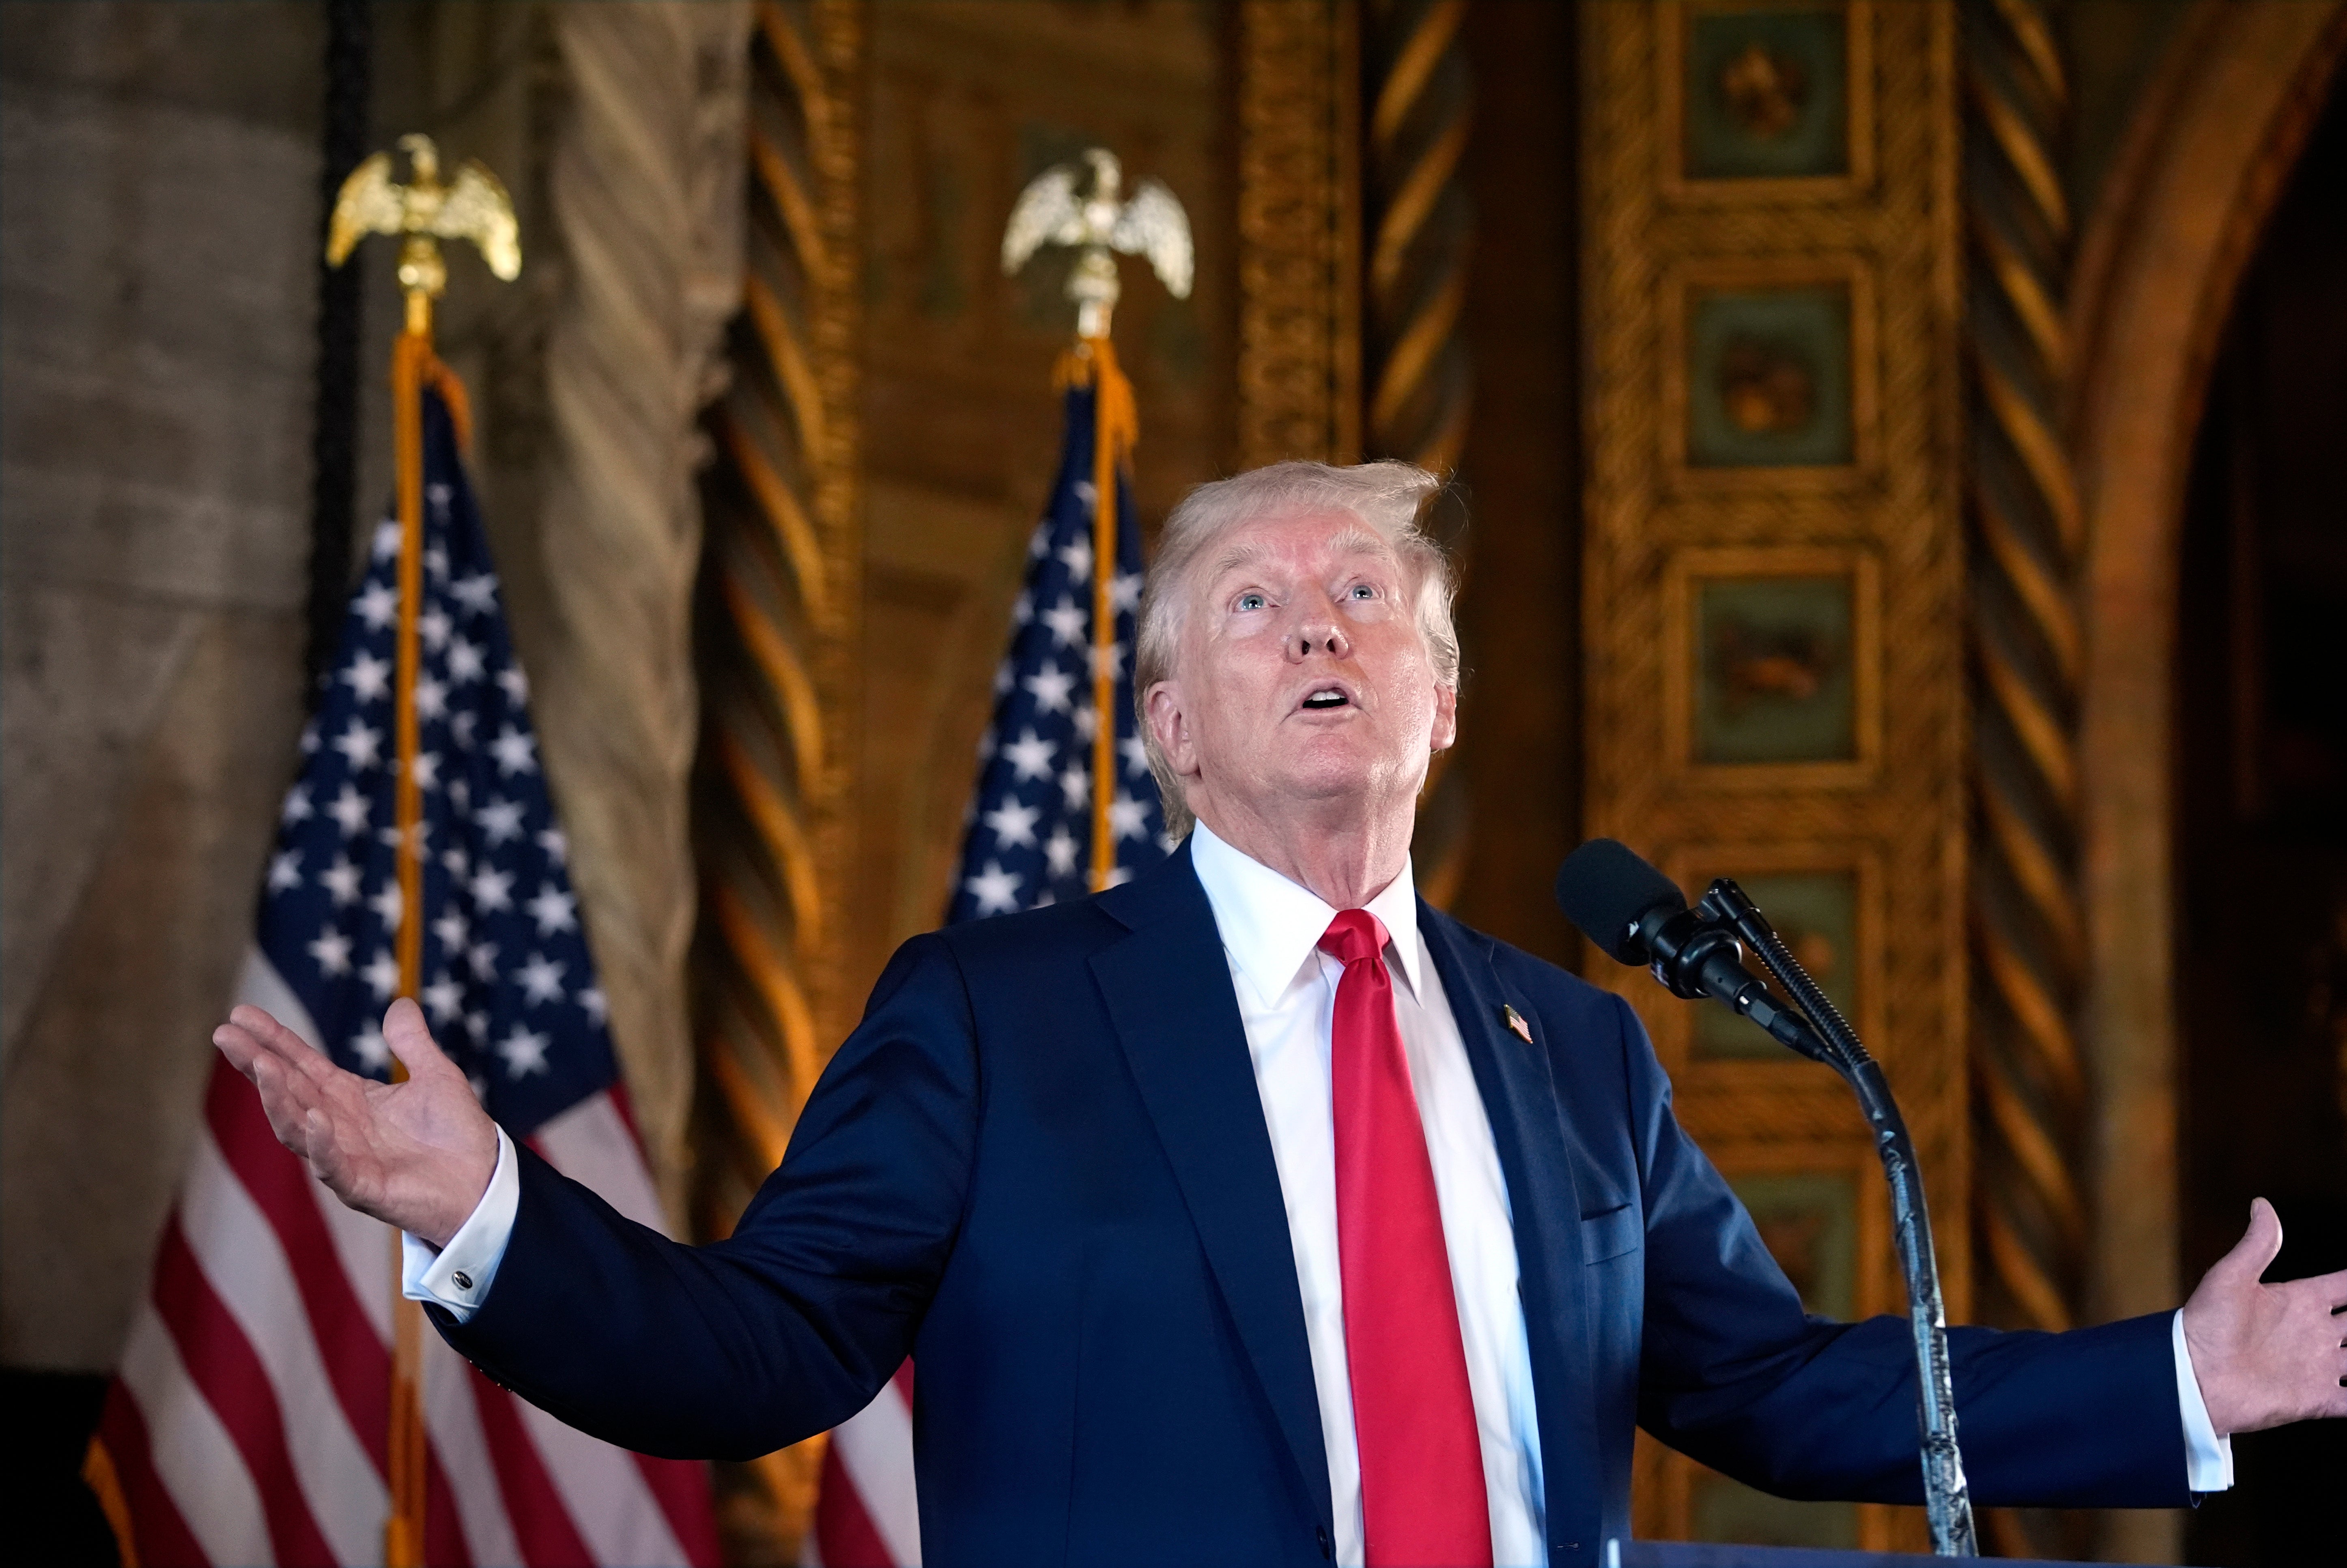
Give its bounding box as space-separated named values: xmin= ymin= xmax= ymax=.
xmin=1430 ymin=681 xmax=1459 ymax=754
xmin=1144 ymin=681 xmax=1197 ymax=778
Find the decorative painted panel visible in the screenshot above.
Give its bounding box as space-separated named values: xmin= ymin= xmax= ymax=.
xmin=1583 ymin=1 xmax=1965 ymax=1552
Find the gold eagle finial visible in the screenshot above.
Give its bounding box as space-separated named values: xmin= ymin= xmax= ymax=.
xmin=1002 ymin=147 xmax=1192 ymax=340
xmin=328 ymin=133 xmax=519 ymax=334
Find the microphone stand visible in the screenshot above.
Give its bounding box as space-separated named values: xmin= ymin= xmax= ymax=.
xmin=1699 ymin=879 xmax=1979 ymax=1557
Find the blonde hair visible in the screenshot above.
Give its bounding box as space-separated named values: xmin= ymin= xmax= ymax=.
xmin=1134 ymin=460 xmax=1460 ymax=835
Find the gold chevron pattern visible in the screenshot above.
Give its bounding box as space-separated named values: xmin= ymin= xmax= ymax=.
xmin=694 ymin=0 xmax=863 ymax=1551
xmin=1962 ymin=0 xmax=2085 ymax=1361
xmin=1364 ymin=0 xmax=1474 ymax=908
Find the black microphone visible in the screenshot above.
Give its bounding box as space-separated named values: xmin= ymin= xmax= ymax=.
xmin=1554 ymin=838 xmax=1829 ymax=1061
xmin=1555 ymin=842 xmax=1976 ymax=1551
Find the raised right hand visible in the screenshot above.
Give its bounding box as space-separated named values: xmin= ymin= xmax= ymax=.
xmin=214 ymin=996 xmax=499 ymax=1249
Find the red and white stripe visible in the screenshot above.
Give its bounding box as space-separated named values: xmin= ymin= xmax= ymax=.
xmin=802 ymin=1363 xmax=919 ymax=1568
xmin=95 ymin=947 xmax=722 ymax=1566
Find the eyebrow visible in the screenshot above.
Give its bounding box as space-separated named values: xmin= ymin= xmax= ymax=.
xmin=1204 ymin=526 xmax=1391 ymax=584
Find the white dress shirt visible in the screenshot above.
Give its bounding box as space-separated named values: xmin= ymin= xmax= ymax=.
xmin=1188 ymin=819 xmax=1547 ymax=1566
xmin=407 ymin=829 xmax=2234 ymax=1538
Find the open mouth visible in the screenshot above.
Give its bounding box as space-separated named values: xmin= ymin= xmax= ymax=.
xmin=1300 ymin=686 xmax=1351 ymax=711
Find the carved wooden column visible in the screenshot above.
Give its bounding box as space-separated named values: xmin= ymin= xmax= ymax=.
xmin=1236 ymin=0 xmax=1362 ymax=468
xmin=1960 ymin=6 xmax=2086 ymax=1552
xmin=536 ymin=0 xmax=753 ymax=1202
xmin=691 ymin=0 xmax=865 ymax=1552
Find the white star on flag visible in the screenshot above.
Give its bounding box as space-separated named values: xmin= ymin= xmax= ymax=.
xmin=319 ymin=857 xmax=362 ymax=906
xmin=490 ymin=725 xmax=538 ymax=777
xmin=477 ymin=797 xmax=525 ymax=845
xmin=496 ymin=1025 xmax=550 ymax=1078
xmin=267 ymin=851 xmax=303 ymax=893
xmin=355 ymin=581 xmax=398 ymax=630
xmin=361 ymin=949 xmax=401 ymax=1001
xmin=1024 ymin=662 xmax=1076 ymax=715
xmin=525 ymin=883 xmax=578 ymax=937
xmin=1044 ymin=827 xmax=1079 ymax=879
xmin=342 ymin=651 xmax=392 ymax=704
xmin=450 ymin=572 xmax=499 ymax=616
xmin=331 ymin=718 xmax=383 ymax=772
xmin=984 ymin=798 xmax=1042 ymax=850
xmin=423 ymin=974 xmax=465 ymax=1024
xmin=470 ymin=866 xmax=515 ymax=913
xmin=309 ymin=928 xmax=353 ymax=976
xmin=1002 ymin=729 xmax=1057 ymax=783
xmin=1041 ymin=597 xmax=1087 ymax=649
xmin=964 ymin=860 xmax=1023 ymax=916
xmin=516 ymin=952 xmax=568 ymax=1007
xmin=351 ymin=1025 xmax=391 ymax=1072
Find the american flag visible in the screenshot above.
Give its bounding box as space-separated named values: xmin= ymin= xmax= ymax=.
xmin=947 ymin=374 xmax=1171 ymax=921
xmin=803 ymin=374 xmax=1170 ymax=1567
xmin=88 ymin=387 xmax=722 ymax=1567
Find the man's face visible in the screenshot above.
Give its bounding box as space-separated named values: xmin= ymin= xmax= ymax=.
xmin=1146 ymin=508 xmax=1456 ymax=832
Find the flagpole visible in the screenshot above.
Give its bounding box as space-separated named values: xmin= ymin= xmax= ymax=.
xmin=378 ymin=245 xmax=435 ymax=1568
xmin=1082 ymin=336 xmax=1135 ymax=893
xmin=325 ymin=132 xmax=519 ymax=1568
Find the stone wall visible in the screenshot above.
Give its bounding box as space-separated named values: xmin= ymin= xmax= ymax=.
xmin=0 ymin=2 xmax=325 ymax=1370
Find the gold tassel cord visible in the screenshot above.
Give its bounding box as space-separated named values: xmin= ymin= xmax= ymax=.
xmin=1052 ymin=340 xmax=1142 ymax=893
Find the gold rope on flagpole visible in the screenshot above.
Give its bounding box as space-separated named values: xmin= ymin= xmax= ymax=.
xmin=327 ymin=131 xmax=517 ymax=1568
xmin=1079 ymin=338 xmax=1138 ymax=892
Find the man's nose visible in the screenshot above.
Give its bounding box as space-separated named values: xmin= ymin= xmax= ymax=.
xmin=1285 ymin=617 xmax=1351 ymax=662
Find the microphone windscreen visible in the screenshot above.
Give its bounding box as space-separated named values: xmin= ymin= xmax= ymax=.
xmin=1555 ymin=838 xmax=1687 ymax=964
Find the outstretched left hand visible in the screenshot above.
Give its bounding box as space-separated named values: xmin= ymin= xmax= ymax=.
xmin=2180 ymin=1197 xmax=2347 ymax=1435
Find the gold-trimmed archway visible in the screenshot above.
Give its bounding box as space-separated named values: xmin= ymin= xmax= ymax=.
xmin=2066 ymin=15 xmax=2343 ymax=1562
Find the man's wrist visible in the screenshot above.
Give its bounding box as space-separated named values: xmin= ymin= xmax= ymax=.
xmin=404 ymin=1125 xmax=519 ymax=1322
xmin=2173 ymin=1308 xmax=2235 ymax=1493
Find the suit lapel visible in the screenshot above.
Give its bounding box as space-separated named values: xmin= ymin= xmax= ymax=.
xmin=1091 ymin=846 xmax=1333 ymax=1525
xmin=1417 ymin=903 xmax=1599 ymax=1527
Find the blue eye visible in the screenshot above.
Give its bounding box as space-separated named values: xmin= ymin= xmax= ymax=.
xmin=1349 ymin=583 xmax=1375 ymax=600
xmin=1236 ymin=592 xmax=1266 ymax=612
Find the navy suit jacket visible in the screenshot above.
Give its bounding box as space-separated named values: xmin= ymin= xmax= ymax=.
xmin=437 ymin=843 xmax=2187 ymax=1567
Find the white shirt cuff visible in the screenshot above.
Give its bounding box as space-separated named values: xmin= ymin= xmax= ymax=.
xmin=400 ymin=1125 xmax=518 ymax=1324
xmin=2172 ymin=1307 xmax=2234 ymax=1493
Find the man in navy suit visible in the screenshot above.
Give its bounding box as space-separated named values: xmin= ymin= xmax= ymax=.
xmin=221 ymin=461 xmax=2346 ymax=1566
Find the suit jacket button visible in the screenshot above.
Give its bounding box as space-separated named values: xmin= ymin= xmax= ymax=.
xmin=1316 ymin=1525 xmax=1332 ymax=1559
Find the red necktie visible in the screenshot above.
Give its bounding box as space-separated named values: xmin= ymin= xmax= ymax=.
xmin=1320 ymin=909 xmax=1492 ymax=1568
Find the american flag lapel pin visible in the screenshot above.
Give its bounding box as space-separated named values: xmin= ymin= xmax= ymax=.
xmin=1502 ymin=1003 xmax=1534 ymax=1045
